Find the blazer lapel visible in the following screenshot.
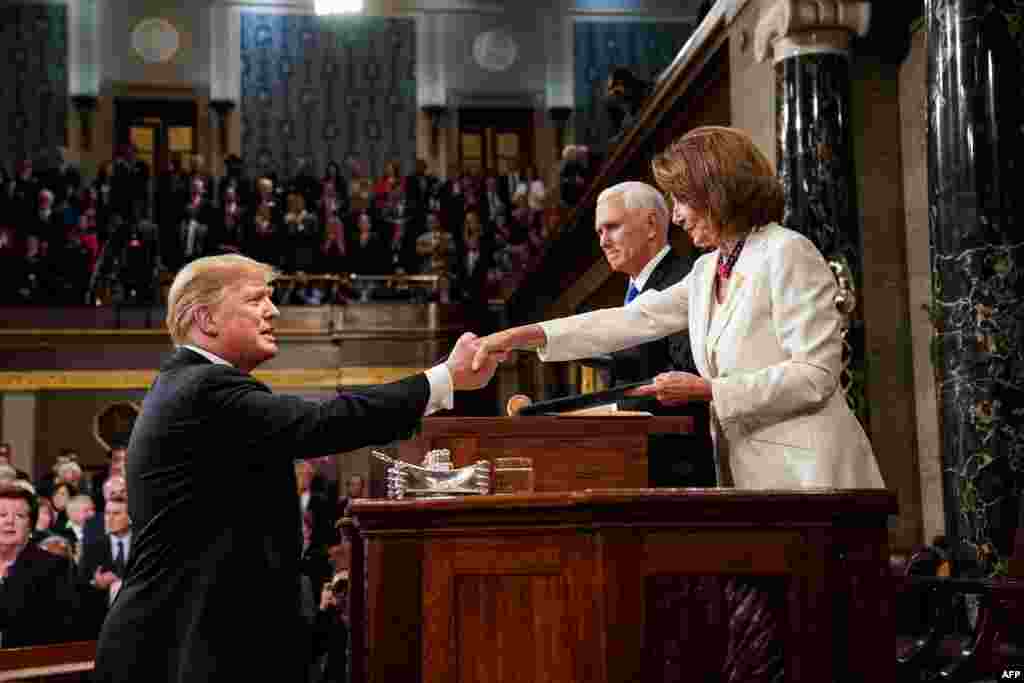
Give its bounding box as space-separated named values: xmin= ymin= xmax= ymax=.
xmin=693 ymin=256 xmax=717 ymax=375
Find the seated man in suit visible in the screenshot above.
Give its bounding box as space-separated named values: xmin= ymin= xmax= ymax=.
xmin=78 ymin=494 xmax=131 ymax=636
xmin=591 ymin=181 xmax=714 ymax=487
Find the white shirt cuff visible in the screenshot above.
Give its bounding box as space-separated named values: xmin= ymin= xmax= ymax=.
xmin=424 ymin=364 xmax=454 ymax=415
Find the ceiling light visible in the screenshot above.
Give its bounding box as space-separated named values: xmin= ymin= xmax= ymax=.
xmin=314 ymin=0 xmax=363 ymax=15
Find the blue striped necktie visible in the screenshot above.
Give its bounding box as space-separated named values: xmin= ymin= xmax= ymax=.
xmin=625 ymin=282 xmax=639 ymax=305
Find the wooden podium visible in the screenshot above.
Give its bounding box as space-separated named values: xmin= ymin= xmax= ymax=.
xmin=349 ymin=489 xmax=897 ymax=683
xmin=398 ymin=416 xmax=695 ymax=491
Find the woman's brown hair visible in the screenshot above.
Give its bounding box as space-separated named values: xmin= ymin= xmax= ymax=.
xmin=651 ymin=126 xmax=784 ymax=235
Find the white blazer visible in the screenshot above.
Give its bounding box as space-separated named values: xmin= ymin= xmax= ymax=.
xmin=539 ymin=223 xmax=884 ymax=490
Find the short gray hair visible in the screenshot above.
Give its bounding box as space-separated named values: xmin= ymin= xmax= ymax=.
xmin=597 ymin=181 xmax=670 ymax=232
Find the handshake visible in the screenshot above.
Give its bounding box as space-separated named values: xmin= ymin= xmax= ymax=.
xmin=444 ymin=324 xmax=546 ymax=391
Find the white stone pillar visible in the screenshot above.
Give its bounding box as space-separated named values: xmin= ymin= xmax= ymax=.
xmin=2 ymin=393 xmax=37 ymax=480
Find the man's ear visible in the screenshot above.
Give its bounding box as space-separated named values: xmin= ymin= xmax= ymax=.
xmin=195 ymin=305 xmax=218 ymax=337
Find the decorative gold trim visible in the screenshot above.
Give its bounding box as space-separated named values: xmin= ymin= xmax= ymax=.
xmin=0 ymin=368 xmax=426 ymax=391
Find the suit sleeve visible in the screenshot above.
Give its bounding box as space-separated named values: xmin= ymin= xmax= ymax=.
xmin=200 ymin=370 xmax=431 ymax=460
xmin=538 ymin=272 xmax=692 ymax=362
xmin=710 ymin=234 xmax=842 ymax=426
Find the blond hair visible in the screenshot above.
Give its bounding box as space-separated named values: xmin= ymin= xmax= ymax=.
xmin=166 ymin=254 xmax=278 ymax=345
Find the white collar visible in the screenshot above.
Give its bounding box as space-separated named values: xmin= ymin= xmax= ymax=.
xmin=180 ymin=344 xmax=233 ymax=367
xmin=630 ymin=244 xmax=671 ymax=292
xmin=110 ymin=530 xmax=131 ymax=544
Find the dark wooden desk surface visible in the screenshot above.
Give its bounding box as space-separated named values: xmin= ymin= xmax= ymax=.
xmin=351 ymin=489 xmax=898 ymax=683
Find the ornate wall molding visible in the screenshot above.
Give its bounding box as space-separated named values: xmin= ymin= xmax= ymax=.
xmin=754 ymin=0 xmax=870 ymax=63
xmin=0 ymin=368 xmax=425 ymax=391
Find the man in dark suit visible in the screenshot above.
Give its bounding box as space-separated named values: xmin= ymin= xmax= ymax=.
xmin=78 ymin=495 xmax=131 ymax=636
xmin=93 ymin=253 xmax=500 ymax=683
xmin=591 ymin=181 xmax=715 ymax=487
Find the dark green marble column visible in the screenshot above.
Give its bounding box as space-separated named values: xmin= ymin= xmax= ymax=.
xmin=926 ymin=0 xmax=1024 ymax=576
xmin=774 ymin=38 xmax=867 ymax=421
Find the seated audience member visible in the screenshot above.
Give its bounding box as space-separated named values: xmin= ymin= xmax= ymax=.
xmin=320 ymin=160 xmax=350 ymax=222
xmin=78 ymin=495 xmax=131 ymax=635
xmin=29 ymin=189 xmax=62 ymax=247
xmin=372 ymin=159 xmax=405 ymax=211
xmin=524 ymin=165 xmax=548 ymax=218
xmin=0 ymin=485 xmax=83 ymax=647
xmin=51 ymin=215 xmax=99 ymax=304
xmin=481 ymin=174 xmax=509 ymax=229
xmin=0 ymin=443 xmax=30 ymax=482
xmin=299 ymin=510 xmax=332 ymax=600
xmin=346 ymin=157 xmax=373 ymax=214
xmin=173 ymin=178 xmax=213 ymax=269
xmin=348 ymin=212 xmax=388 ymax=277
xmin=559 ymin=145 xmax=587 ymax=209
xmin=283 ymin=193 xmax=322 ymax=275
xmin=415 ymin=212 xmax=455 ymax=278
xmin=50 ymin=482 xmax=76 ymax=530
xmin=30 ymin=496 xmax=58 ymax=545
xmin=86 ymin=472 xmax=127 ymax=547
xmin=213 ymin=187 xmax=246 ymax=254
xmin=36 ymin=450 xmax=76 ymax=498
xmin=11 ymin=159 xmax=39 ymax=225
xmin=246 ymin=202 xmax=279 ymax=266
xmin=336 ymin=473 xmax=366 ymax=518
xmin=91 ymin=447 xmax=128 ymax=513
xmin=312 ymin=534 xmax=351 ymax=683
xmin=318 ymin=215 xmax=350 ymax=275
xmin=55 ymin=459 xmax=89 ymax=496
xmin=452 ymin=210 xmax=493 ymax=304
xmin=385 ymin=204 xmax=419 ymax=276
xmin=63 ymin=494 xmax=96 ymax=563
xmin=296 ymin=461 xmax=333 ymax=553
xmin=290 ymin=157 xmax=320 ymax=211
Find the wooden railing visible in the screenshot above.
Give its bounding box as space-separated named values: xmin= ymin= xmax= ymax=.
xmin=0 ymin=641 xmax=95 ymax=682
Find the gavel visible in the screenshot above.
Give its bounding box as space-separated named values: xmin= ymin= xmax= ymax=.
xmin=506 ymin=394 xmax=533 ymax=416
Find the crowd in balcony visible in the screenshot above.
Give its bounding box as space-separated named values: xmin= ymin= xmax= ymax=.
xmin=0 ymin=146 xmax=593 ymax=308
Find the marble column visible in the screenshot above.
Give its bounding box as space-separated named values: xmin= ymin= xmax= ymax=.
xmin=755 ymin=0 xmax=871 ymax=417
xmin=926 ymin=0 xmax=1024 ymax=576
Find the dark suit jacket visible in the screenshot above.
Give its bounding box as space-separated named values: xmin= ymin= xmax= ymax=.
xmin=0 ymin=544 xmax=82 ymax=648
xmin=94 ymin=347 xmax=430 ymax=683
xmin=605 ymin=248 xmax=715 ymax=485
xmin=77 ymin=533 xmax=128 ymax=635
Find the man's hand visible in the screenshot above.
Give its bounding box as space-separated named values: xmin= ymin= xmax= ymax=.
xmin=94 ymin=567 xmax=118 ymax=590
xmin=470 ymin=325 xmax=546 ymax=372
xmin=626 ymin=371 xmax=712 ymax=406
xmin=446 ymin=332 xmax=502 ymax=391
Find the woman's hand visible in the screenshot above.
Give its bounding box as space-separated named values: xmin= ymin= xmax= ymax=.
xmin=470 ymin=325 xmax=546 ymax=371
xmin=627 ymin=371 xmax=712 ymax=406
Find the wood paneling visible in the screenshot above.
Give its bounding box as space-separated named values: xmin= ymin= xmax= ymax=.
xmin=353 ymin=489 xmax=898 ymax=683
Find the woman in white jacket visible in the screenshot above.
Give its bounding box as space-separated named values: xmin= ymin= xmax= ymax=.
xmin=471 ymin=126 xmax=884 ymax=490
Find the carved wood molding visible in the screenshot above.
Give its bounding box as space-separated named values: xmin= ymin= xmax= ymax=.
xmin=754 ymin=0 xmax=871 ymax=63
xmin=0 ymin=368 xmax=425 ymax=391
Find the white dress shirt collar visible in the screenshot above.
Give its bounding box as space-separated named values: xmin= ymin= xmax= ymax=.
xmin=180 ymin=344 xmax=233 ymax=367
xmin=630 ymin=245 xmax=672 ymax=292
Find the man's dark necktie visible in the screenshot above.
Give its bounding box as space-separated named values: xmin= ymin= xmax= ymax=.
xmin=625 ymin=282 xmax=640 ymax=305
xmin=113 ymin=540 xmax=125 ymax=575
